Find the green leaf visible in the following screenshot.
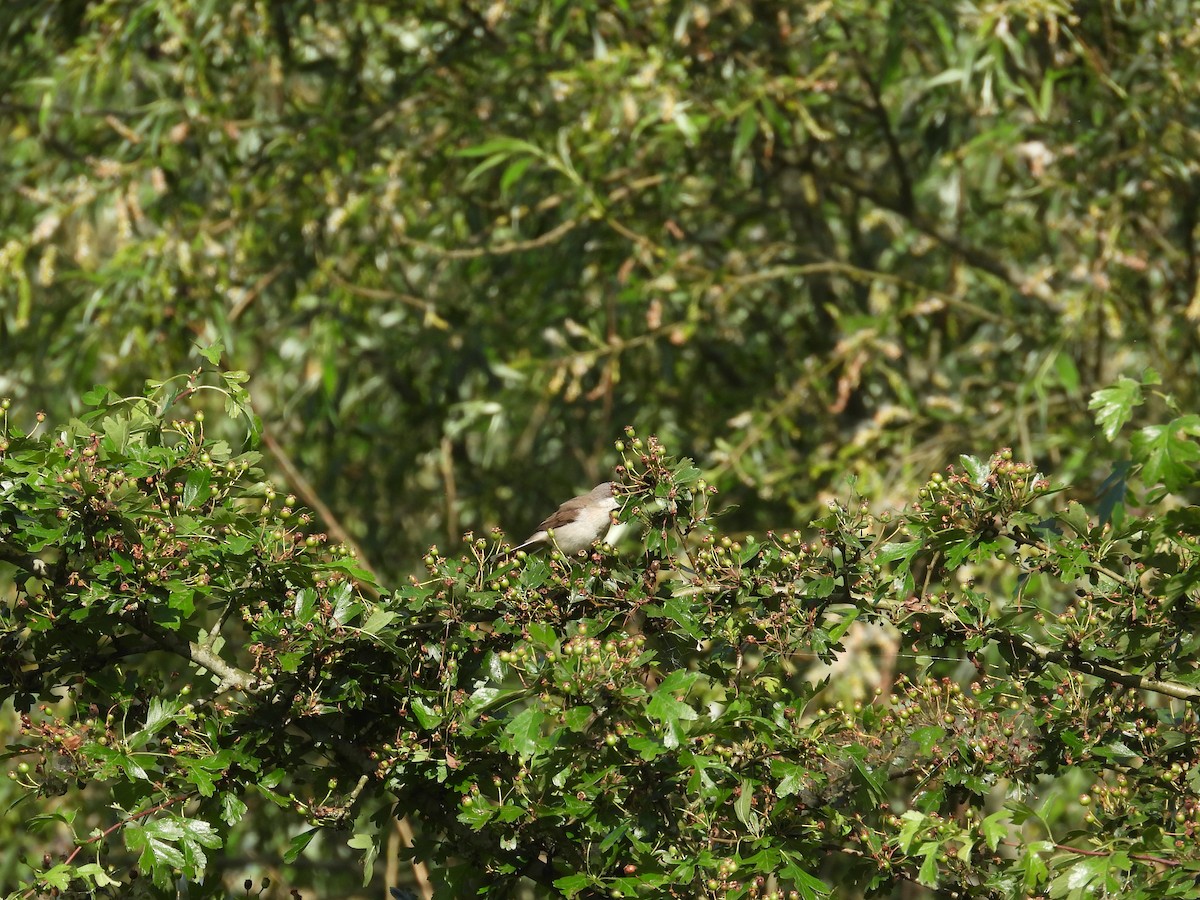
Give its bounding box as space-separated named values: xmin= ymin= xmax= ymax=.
xmin=293 ymin=588 xmax=318 ymax=624
xmin=1089 ymin=377 xmax=1143 ymax=441
xmin=876 ymin=540 xmax=921 ymax=565
xmin=22 ymin=811 xmax=76 ymax=831
xmin=626 ymin=734 xmax=665 ymax=760
xmin=599 ymin=821 xmax=629 ymax=852
xmin=500 ymin=156 xmax=535 ymax=194
xmin=647 ymin=671 xmax=700 ymax=748
xmin=504 ymin=706 xmax=545 ymax=758
xmin=980 ymin=810 xmax=1009 ymax=850
xmin=361 ymin=607 xmax=396 ymax=636
xmin=909 ymin=725 xmax=945 ymax=754
xmin=959 ymin=454 xmax=989 ymax=488
xmin=647 ymin=672 xmax=700 ymax=724
xmin=826 ymin=607 xmax=859 ymax=643
xmin=182 ymin=468 xmax=210 ymax=508
xmin=553 ymin=873 xmax=595 ymax=895
xmin=348 ymin=831 xmax=380 ymax=887
xmin=563 ymin=705 xmax=594 ymax=732
xmin=82 ymin=385 xmax=117 ymax=406
xmin=410 ymin=698 xmax=443 ymax=729
xmin=732 ymin=109 xmax=758 ymax=164
xmin=527 ymin=621 xmax=556 ymax=647
xmin=1057 ymin=500 xmax=1091 ymax=538
xmin=38 ymin=864 xmax=73 ymax=890
xmin=848 ymin=751 xmax=886 ymax=803
xmin=772 ymin=760 xmax=811 ymax=798
xmin=101 ymin=414 xmax=131 ymax=453
xmin=330 ymin=580 xmax=363 ymax=625
xmin=285 ymin=827 xmax=319 ymax=863
xmin=123 ymin=815 xmax=221 ymax=889
xmin=897 ymin=809 xmax=925 ymax=853
xmin=652 ymin=595 xmax=705 ymax=641
xmin=220 ymin=793 xmax=247 ymax=827
xmin=1054 ymin=352 xmax=1080 ymax=393
xmin=90 ymin=746 xmax=151 ymax=782
xmin=465 ymin=686 xmax=506 ymax=719
xmin=1049 ymin=856 xmax=1108 ymax=897
xmin=196 ymin=340 xmax=224 ymax=365
xmin=133 ymin=698 xmax=182 ymax=745
xmin=733 ymin=777 xmax=757 ymax=830
xmin=454 ymin=136 xmax=542 ymax=158
xmin=777 ymin=861 xmax=831 ymax=900
xmin=1020 ymin=845 xmax=1049 ymax=889
xmin=74 ymin=863 xmax=120 ymax=888
xmin=465 ymin=152 xmax=516 ymax=185
xmin=917 ymin=841 xmax=940 ymax=886
xmin=1132 ymin=415 xmax=1200 ymax=491
xmin=181 ymin=759 xmax=219 ymax=797
xmin=223 ymin=533 xmax=255 ymax=554
xmin=1095 ymin=460 xmax=1131 ymax=526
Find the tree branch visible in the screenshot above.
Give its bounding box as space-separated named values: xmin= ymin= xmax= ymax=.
xmin=260 ymin=427 xmax=382 ymax=600
xmin=873 ymin=595 xmax=1200 ymax=703
xmin=822 ymin=169 xmax=1036 ymax=297
xmin=140 ymin=621 xmax=262 ymax=695
xmin=0 ymin=542 xmax=48 ymax=579
xmin=835 ymin=16 xmax=914 ymax=215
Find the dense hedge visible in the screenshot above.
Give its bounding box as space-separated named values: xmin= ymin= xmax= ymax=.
xmin=5 ymin=368 xmax=1200 ymax=897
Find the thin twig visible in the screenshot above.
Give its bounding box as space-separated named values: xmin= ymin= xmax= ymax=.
xmin=1009 ymin=528 xmax=1138 ymax=592
xmin=260 ymin=428 xmax=381 ymax=599
xmin=60 ymin=794 xmax=188 ymax=868
xmin=440 ymin=435 xmax=458 ymax=545
xmin=1042 ymin=840 xmax=1178 ymax=868
xmin=835 ymin=16 xmax=913 ymax=214
xmin=229 ymin=264 xmax=283 ymax=322
xmin=395 ymin=216 xmax=580 ymax=259
xmin=725 ymin=261 xmax=1012 ymax=326
xmin=872 ymin=595 xmax=1200 ymax=703
xmin=823 ymin=170 xmax=1032 ymax=296
xmin=142 ymin=621 xmax=260 ymax=694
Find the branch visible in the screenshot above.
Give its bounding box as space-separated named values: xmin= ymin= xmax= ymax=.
xmin=724 ymin=261 xmax=1012 ymax=326
xmin=0 ymin=100 xmax=146 ymax=121
xmin=59 ymin=794 xmax=188 ymax=869
xmin=300 ymin=716 xmax=434 ymax=898
xmin=997 ymin=839 xmax=1181 ymax=869
xmin=395 ymin=216 xmax=581 ymax=259
xmin=822 ymin=170 xmax=1034 ymax=296
xmin=141 ymin=621 xmax=261 ymax=694
xmin=835 ymin=16 xmax=913 ymax=214
xmin=1017 ymin=635 xmax=1200 ymax=702
xmin=1009 ymin=528 xmax=1139 ymax=593
xmin=0 ymin=542 xmax=49 ymax=579
xmin=873 ymin=595 xmax=1200 ymax=703
xmin=259 ymin=427 xmax=382 ymax=599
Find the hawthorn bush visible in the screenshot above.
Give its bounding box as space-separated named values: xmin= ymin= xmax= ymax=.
xmin=4 ymin=366 xmax=1200 ymax=898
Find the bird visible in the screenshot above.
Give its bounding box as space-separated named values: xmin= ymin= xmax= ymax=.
xmin=512 ymin=482 xmax=619 ymax=555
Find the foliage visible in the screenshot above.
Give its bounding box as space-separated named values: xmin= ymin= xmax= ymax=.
xmin=5 ymin=368 xmax=1200 ymax=898
xmin=4 ymin=1 xmax=1200 ymax=896
xmin=2 ymin=1 xmax=1199 ymax=573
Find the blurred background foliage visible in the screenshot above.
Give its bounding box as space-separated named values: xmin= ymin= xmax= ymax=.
xmin=4 ymin=0 xmax=1197 ymax=571
xmin=1 ymin=0 xmax=1198 ymax=894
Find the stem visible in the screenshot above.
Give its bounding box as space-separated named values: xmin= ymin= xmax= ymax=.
xmin=141 ymin=621 xmax=261 ymax=695
xmin=61 ymin=794 xmax=188 ymax=868
xmin=260 ymin=428 xmax=382 ymax=600
xmin=873 ymin=595 xmax=1200 ymax=703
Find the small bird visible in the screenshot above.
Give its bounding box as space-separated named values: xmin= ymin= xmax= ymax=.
xmin=513 ymin=482 xmax=619 ymax=555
